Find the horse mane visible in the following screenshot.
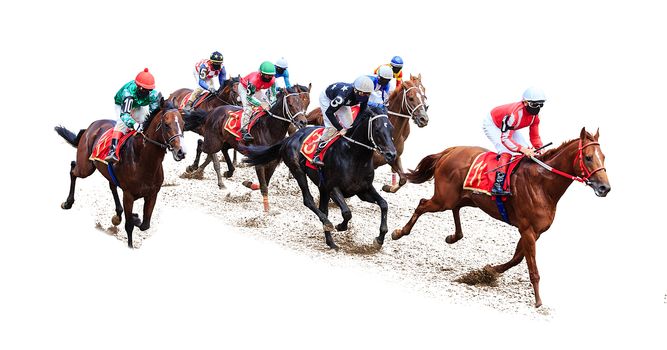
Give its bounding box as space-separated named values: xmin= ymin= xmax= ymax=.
xmin=141 ymin=97 xmax=176 ymax=130
xmin=293 ymin=83 xmax=310 ymax=92
xmin=349 ymin=105 xmax=385 ymax=132
xmin=183 ymin=109 xmax=207 ymax=131
xmin=538 ymin=131 xmax=594 ymax=161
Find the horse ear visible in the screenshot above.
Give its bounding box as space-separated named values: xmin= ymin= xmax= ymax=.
xmin=417 ymin=73 xmax=422 ymax=81
xmin=308 ymin=82 xmax=312 ymax=92
xmin=410 ymin=73 xmax=414 ymax=80
xmin=594 ymin=128 xmax=600 ymax=140
xmin=580 ymin=127 xmax=587 ymax=140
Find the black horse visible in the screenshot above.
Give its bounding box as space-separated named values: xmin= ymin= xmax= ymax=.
xmin=242 ymin=105 xmax=397 ymax=249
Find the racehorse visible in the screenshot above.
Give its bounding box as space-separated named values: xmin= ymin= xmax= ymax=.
xmin=301 ymin=75 xmax=429 ymax=193
xmin=185 ymin=86 xmax=309 ymax=211
xmin=54 ymin=101 xmax=186 ymax=248
xmin=243 ymin=105 xmax=397 ymax=249
xmin=392 ymin=128 xmax=611 ymax=307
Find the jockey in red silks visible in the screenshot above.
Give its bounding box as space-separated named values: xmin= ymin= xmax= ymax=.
xmin=482 ymin=86 xmax=546 ymax=196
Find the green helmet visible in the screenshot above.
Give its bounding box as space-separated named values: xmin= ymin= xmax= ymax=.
xmin=259 ymin=61 xmax=276 ymax=75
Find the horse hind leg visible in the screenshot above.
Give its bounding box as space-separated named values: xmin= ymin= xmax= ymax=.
xmin=210 ymin=153 xmax=226 ymax=189
xmin=392 ymin=196 xmax=447 ymax=240
xmin=445 ymin=207 xmax=465 ymax=244
xmin=221 ymin=148 xmax=235 ymax=178
xmin=357 ymin=187 xmax=389 ymax=248
xmin=186 ymin=139 xmax=204 ymax=172
xmin=491 ymin=237 xmax=525 ymax=274
xmin=292 ymin=167 xmax=336 ymax=248
xmin=318 ymin=189 xmax=337 ymax=249
xmin=109 ymin=183 xmax=123 ymax=226
xmin=61 ymin=161 xmax=77 ymax=209
xmin=330 ymin=188 xmax=351 ymax=232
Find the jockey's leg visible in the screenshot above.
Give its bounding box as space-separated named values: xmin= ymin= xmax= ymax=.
xmin=492 ymin=152 xmax=512 ymax=196
xmin=185 ymin=87 xmax=204 ymax=111
xmin=238 ymin=87 xmax=254 ymax=142
xmin=105 ymin=122 xmax=126 ymax=164
xmin=312 ymin=127 xmax=337 ymax=167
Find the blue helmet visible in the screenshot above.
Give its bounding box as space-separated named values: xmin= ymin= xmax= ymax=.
xmin=390 ymin=56 xmax=404 ymax=68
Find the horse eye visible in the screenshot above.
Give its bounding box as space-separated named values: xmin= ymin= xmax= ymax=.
xmin=585 ymin=156 xmax=593 ymax=162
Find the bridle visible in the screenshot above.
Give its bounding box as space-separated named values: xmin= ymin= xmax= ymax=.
xmin=530 ymin=140 xmax=606 ymax=186
xmin=265 ymin=91 xmax=308 ymax=128
xmin=387 ymin=84 xmax=427 ymax=122
xmin=342 ymin=114 xmax=390 ymax=153
xmin=139 ymin=111 xmax=184 ymax=151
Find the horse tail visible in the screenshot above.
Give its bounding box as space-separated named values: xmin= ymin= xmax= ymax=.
xmin=54 ymin=126 xmax=85 ymax=147
xmin=406 ymin=150 xmax=447 ymax=184
xmin=240 ymin=142 xmax=283 ymax=166
xmin=183 ymin=110 xmax=207 ymax=131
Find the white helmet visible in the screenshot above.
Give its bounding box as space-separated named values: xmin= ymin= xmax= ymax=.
xmin=353 ymin=75 xmax=374 ymax=93
xmin=275 ymin=57 xmax=288 ymax=69
xmin=377 ymin=65 xmax=393 ymax=80
xmin=522 ymin=86 xmax=546 ymax=101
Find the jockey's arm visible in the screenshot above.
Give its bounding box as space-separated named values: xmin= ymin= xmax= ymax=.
xmin=500 ymin=114 xmax=522 ymax=153
xmin=529 ymin=119 xmax=544 ymax=149
xmin=245 ymin=82 xmax=261 ymax=106
xmin=218 ymin=66 xmax=227 ymax=87
xmin=268 ymin=84 xmax=277 ymax=103
xmin=148 ymin=91 xmax=161 ymax=114
xmin=120 ymin=96 xmax=136 ymax=128
xmin=325 ymin=98 xmax=344 ymax=130
xmin=283 ymin=69 xmax=292 ymax=89
xmin=197 ymin=64 xmax=211 ymax=90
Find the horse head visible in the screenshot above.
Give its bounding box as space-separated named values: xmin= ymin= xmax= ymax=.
xmin=351 ymin=105 xmax=396 ymax=163
xmin=292 ymin=83 xmax=312 ymax=110
xmin=402 ymin=74 xmax=429 ymax=127
xmin=578 ymin=127 xmax=610 ymax=197
xmin=220 ymin=76 xmax=241 ymax=105
xmin=144 ymin=100 xmax=186 ymax=161
xmin=273 ymin=86 xmax=308 ymax=129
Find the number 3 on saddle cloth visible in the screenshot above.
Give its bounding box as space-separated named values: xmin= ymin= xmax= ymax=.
xmin=178 ymin=91 xmax=211 ymax=110
xmin=89 ymin=128 xmax=137 ymax=164
xmin=300 ymin=105 xmax=361 ymax=169
xmin=463 ymin=152 xmax=525 ymax=198
xmin=224 ymin=106 xmax=266 ymax=140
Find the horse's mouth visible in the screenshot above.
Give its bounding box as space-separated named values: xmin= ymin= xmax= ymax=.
xmin=172 ymin=149 xmax=186 ymax=161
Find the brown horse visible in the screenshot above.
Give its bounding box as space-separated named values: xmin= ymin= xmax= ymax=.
xmin=392 ymin=128 xmax=611 ymax=307
xmin=185 ymin=86 xmax=309 ymax=211
xmin=54 ymin=102 xmax=186 ymax=248
xmin=301 ymin=75 xmax=429 ymax=193
xmin=167 ymin=76 xmax=241 ymax=122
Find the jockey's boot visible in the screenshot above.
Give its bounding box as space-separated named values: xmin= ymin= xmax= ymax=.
xmin=241 ymin=127 xmax=254 ymax=143
xmin=491 ymin=171 xmax=511 ymax=196
xmin=311 ymin=143 xmax=326 ymax=167
xmin=182 ymin=100 xmax=194 ymax=113
xmin=105 ymin=137 xmax=120 ymax=164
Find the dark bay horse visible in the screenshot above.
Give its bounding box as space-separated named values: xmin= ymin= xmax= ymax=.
xmin=392 ymin=128 xmax=611 ymax=307
xmin=54 ymin=102 xmax=186 ymax=248
xmin=302 ymin=75 xmax=429 ymax=193
xmin=186 ymin=86 xmax=309 ymax=211
xmin=243 ymin=105 xmax=397 ymax=249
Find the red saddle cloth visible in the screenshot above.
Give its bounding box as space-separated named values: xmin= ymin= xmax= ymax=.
xmin=178 ymin=91 xmax=210 ymax=110
xmin=89 ymin=128 xmax=136 ymax=164
xmin=224 ymin=107 xmax=265 ymax=140
xmin=463 ymin=152 xmax=524 ymax=195
xmin=300 ymin=128 xmax=342 ymax=169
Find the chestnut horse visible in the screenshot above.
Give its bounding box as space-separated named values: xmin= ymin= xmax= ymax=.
xmin=185 ymin=86 xmax=309 ymax=211
xmin=392 ymin=128 xmax=611 ymax=307
xmin=54 ymin=102 xmax=186 ymax=248
xmin=301 ymin=75 xmax=429 ymax=193
xmin=168 ymin=76 xmax=241 ymax=120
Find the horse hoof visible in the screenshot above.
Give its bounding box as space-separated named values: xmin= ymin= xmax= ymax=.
xmin=391 ymin=229 xmax=403 ymax=240
xmin=335 ymin=223 xmax=348 ymax=231
xmin=327 ymin=243 xmax=339 ymax=251
xmin=218 ymin=184 xmax=226 ymax=190
xmin=186 ymin=165 xmax=196 ymax=173
xmin=223 ymin=171 xmax=233 ymax=178
xmin=242 ymin=180 xmax=253 ymax=189
xmin=381 ymin=185 xmax=392 ymax=193
xmin=132 ymin=214 xmax=142 ymax=226
xmin=323 ymin=223 xmax=334 ymax=232
xmin=111 ymin=215 xmax=121 ymax=226
xmin=373 ymin=237 xmax=384 ymax=249
xmin=61 ymin=202 xmax=72 ymax=210
xmin=139 ymin=224 xmax=150 ymax=231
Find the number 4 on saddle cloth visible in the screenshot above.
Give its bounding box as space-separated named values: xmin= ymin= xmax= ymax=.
xmin=177 ymin=91 xmax=211 ymax=110
xmin=224 ymin=106 xmax=267 ymax=140
xmin=463 ymin=152 xmax=525 ymax=197
xmin=300 ymin=105 xmax=361 ymax=169
xmin=89 ymin=129 xmax=137 ymax=165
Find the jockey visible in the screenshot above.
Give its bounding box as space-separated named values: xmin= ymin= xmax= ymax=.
xmin=483 ymin=86 xmax=546 ymax=196
xmin=184 ymin=51 xmax=227 ymax=112
xmin=238 ymin=61 xmax=277 ymax=142
xmin=105 ymin=68 xmax=161 ymax=164
xmin=274 ymin=57 xmax=292 ymax=90
xmin=367 ymin=65 xmax=393 ymax=111
xmin=311 ymin=75 xmax=374 ymax=167
xmin=375 ymin=55 xmax=404 ymax=89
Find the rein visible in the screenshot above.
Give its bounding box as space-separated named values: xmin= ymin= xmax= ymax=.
xmin=138 ymin=112 xmax=183 ymax=151
xmin=342 ymin=114 xmax=389 ymax=152
xmin=530 ymin=140 xmax=605 ymax=185
xmin=265 ymin=92 xmax=308 ymax=127
xmin=387 ymin=85 xmax=426 ymax=119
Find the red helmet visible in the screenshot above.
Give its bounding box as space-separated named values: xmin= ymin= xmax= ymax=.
xmin=135 ymin=68 xmax=155 ymax=89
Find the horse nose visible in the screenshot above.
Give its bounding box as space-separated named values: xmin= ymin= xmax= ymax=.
xmin=597 ymin=184 xmax=610 ymax=197
xmin=384 ymin=151 xmax=396 ymax=163
xmin=175 ymin=148 xmax=186 ymax=161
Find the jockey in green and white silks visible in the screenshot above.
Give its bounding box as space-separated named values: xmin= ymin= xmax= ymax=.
xmin=105 ymin=68 xmax=161 ymax=163
xmin=237 ymin=61 xmax=277 ymax=142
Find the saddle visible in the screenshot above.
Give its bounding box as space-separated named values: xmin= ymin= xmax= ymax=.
xmin=463 ymin=152 xmax=524 ymax=196
xmin=89 ymin=128 xmax=136 ymax=164
xmin=223 ymin=107 xmax=266 ymax=140
xmin=178 ymin=91 xmax=211 ymax=110
xmin=300 ymin=128 xmax=342 ymax=169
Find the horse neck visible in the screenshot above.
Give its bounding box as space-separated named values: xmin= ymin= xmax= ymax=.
xmin=256 ymin=100 xmax=291 ymax=143
xmin=132 ymin=114 xmax=167 ymax=167
xmin=387 ymin=87 xmax=411 ymax=136
xmin=345 ymin=116 xmax=374 ymax=160
xmin=525 ymin=139 xmax=580 ymax=202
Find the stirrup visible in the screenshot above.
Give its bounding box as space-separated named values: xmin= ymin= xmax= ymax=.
xmin=241 ymin=129 xmax=254 ymax=142
xmin=311 ymin=155 xmax=324 ymax=166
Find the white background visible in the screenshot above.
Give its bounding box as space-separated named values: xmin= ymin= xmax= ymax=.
xmin=1 ymin=0 xmax=665 ymax=348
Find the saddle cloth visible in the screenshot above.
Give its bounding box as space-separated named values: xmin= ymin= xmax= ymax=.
xmin=224 ymin=107 xmax=266 ymax=140
xmin=463 ymin=152 xmax=523 ymax=195
xmin=300 ymin=128 xmax=342 ymax=169
xmin=178 ymin=91 xmax=210 ymax=110
xmin=89 ymin=128 xmax=136 ymax=164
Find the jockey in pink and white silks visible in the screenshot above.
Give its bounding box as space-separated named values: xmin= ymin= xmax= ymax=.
xmin=482 ymin=86 xmax=546 ymax=196
xmin=184 ymin=51 xmax=227 ymax=112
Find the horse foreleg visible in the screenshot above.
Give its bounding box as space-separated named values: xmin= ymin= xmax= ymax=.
xmin=139 ymin=192 xmax=158 ymax=231
xmin=197 ymin=154 xmax=213 ymax=173
xmin=392 ymin=197 xmax=445 ymax=240
xmin=221 ymin=148 xmax=235 ymax=178
xmin=318 ymin=189 xmax=337 ymax=249
xmin=491 ymin=238 xmax=525 ymax=274
xmin=61 ymin=161 xmax=77 ymax=209
xmin=122 ymin=193 xmax=138 ymax=248
xmin=233 ymin=149 xmax=238 ymax=166
xmin=358 ymin=187 xmax=389 ymax=248
xmin=255 ymin=166 xmax=269 ymax=212
xmin=211 ymin=153 xmax=226 ymax=189
xmin=520 ymin=229 xmax=542 ymax=307
xmin=330 ymin=188 xmax=351 ymax=231
xmin=445 ymin=207 xmax=465 ymax=244
xmin=186 ymin=139 xmax=204 ymax=172
xmin=109 ymin=183 xmax=123 ymax=226
xmin=382 ymin=157 xmax=407 ymax=193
